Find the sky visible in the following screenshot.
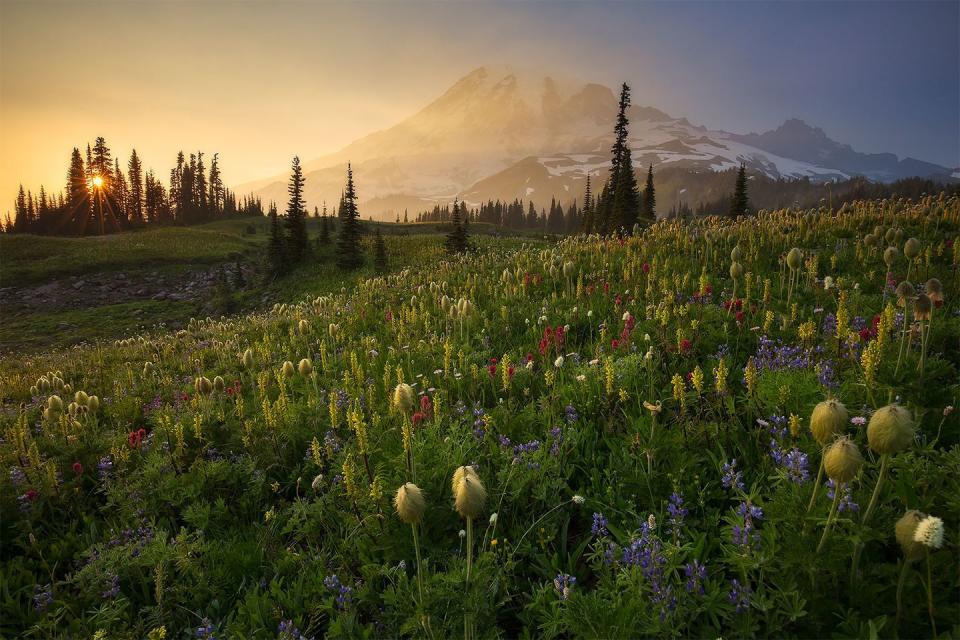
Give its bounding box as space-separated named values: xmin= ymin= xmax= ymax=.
xmin=1 ymin=0 xmax=957 ymax=212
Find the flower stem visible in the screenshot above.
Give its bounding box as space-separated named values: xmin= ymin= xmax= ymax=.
xmin=926 ymin=549 xmax=937 ymax=636
xmin=895 ymin=558 xmax=910 ymax=628
xmin=806 ymin=455 xmax=825 ymax=515
xmin=851 ymin=453 xmax=890 ymax=581
xmin=816 ymin=487 xmax=840 ymax=553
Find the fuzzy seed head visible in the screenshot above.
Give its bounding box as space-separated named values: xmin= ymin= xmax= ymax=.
xmin=730 ymin=245 xmax=742 ymax=262
xmin=810 ymin=399 xmax=848 ymax=445
xmin=729 ymin=261 xmax=744 ymax=281
xmin=394 ymin=482 xmax=426 ymax=525
xmin=895 ymin=281 xmax=915 ymax=304
xmin=786 ymin=247 xmax=803 ymax=270
xmin=903 ymin=237 xmax=921 ymax=260
xmin=453 ymin=466 xmax=486 ymax=519
xmin=895 ymin=510 xmax=927 ymax=561
xmin=74 ymin=390 xmax=89 ymax=406
xmin=298 ymin=358 xmax=313 ymax=377
xmin=242 ymin=349 xmax=254 ymax=369
xmin=883 ymin=246 xmax=898 ymax=267
xmin=925 ymin=278 xmax=943 ymax=303
xmin=914 ymin=294 xmax=932 ymax=321
xmin=867 ymin=404 xmax=914 ymax=455
xmin=281 ymin=361 xmax=295 ymax=378
xmin=393 ymin=383 xmax=415 ymax=413
xmin=824 ymin=436 xmax=863 ymax=483
xmin=913 ymin=515 xmax=944 ymax=549
xmin=86 ymin=395 xmax=99 ymax=412
xmin=196 ymin=376 xmax=213 ymax=395
xmin=47 ymin=395 xmax=63 ymax=413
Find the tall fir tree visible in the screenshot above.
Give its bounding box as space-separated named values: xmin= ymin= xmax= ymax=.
xmin=284 ymin=155 xmax=308 ymax=264
xmin=445 ymin=198 xmax=469 ymax=253
xmin=729 ymin=164 xmax=750 ymax=218
xmin=642 ymin=164 xmax=656 ymax=220
xmin=580 ymin=175 xmax=594 ymax=233
xmin=127 ymin=150 xmax=144 ymax=224
xmin=67 ymin=147 xmax=89 ymax=232
xmin=208 ymin=153 xmax=223 ymax=216
xmin=319 ymin=205 xmax=331 ymax=244
xmin=336 ymin=163 xmax=364 ymax=270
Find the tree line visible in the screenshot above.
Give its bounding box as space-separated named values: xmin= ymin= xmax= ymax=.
xmin=5 ymin=137 xmax=262 ymax=236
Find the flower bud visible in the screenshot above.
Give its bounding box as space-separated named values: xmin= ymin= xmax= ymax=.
xmin=824 ymin=436 xmax=863 ymax=483
xmin=810 ymin=399 xmax=848 ymax=446
xmin=867 ymin=404 xmax=914 ymax=455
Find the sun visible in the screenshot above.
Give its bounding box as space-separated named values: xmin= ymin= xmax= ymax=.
xmin=91 ymin=175 xmax=104 ymax=188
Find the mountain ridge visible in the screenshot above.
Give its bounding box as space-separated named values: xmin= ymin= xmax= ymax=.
xmin=238 ymin=66 xmax=956 ymax=218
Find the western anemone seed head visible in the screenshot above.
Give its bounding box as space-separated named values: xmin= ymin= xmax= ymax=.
xmin=281 ymin=361 xmax=295 ymax=378
xmin=196 ymin=376 xmax=213 ymax=395
xmin=68 ymin=401 xmax=79 ymax=416
xmin=883 ymin=246 xmax=898 ymax=267
xmin=913 ymin=515 xmax=944 ymax=549
xmin=394 ymin=482 xmax=426 ymax=525
xmin=731 ymin=245 xmax=742 ymax=262
xmin=810 ymin=399 xmax=848 ymax=445
xmin=895 ymin=510 xmax=928 ymax=561
xmin=895 ymin=281 xmax=915 ymax=305
xmin=453 ymin=466 xmax=486 ymax=519
xmin=885 ymin=227 xmax=896 ymax=243
xmin=824 ymin=436 xmax=863 ymax=483
xmin=74 ymin=390 xmax=89 ymax=406
xmin=393 ymin=383 xmax=415 ymax=413
xmin=562 ymin=261 xmax=575 ymax=277
xmin=298 ymin=319 xmax=309 ymax=334
xmin=30 ymin=385 xmax=39 ymax=396
xmin=242 ymin=349 xmax=254 ymax=369
xmin=39 ymin=377 xmax=51 ymax=392
xmin=914 ymin=294 xmax=932 ymax=321
xmin=729 ymin=261 xmax=744 ymax=281
xmin=925 ymin=278 xmax=943 ymax=304
xmin=451 ymin=464 xmax=478 ymax=494
xmin=213 ymin=376 xmax=225 ymax=392
xmin=47 ymin=395 xmax=63 ymax=413
xmin=786 ymin=247 xmax=803 ymax=270
xmin=440 ymin=295 xmax=451 ymax=312
xmin=143 ymin=362 xmax=154 ymax=377
xmin=867 ymin=404 xmax=914 ymax=455
xmin=298 ymin=358 xmax=313 ymax=376
xmin=903 ymin=237 xmax=921 ymax=260
xmin=86 ymin=395 xmax=99 ymax=412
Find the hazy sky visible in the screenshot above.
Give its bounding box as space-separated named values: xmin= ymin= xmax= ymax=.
xmin=1 ymin=0 xmax=957 ymax=212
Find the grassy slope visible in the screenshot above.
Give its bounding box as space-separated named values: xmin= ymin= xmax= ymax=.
xmin=0 ymin=219 xmax=541 ymax=353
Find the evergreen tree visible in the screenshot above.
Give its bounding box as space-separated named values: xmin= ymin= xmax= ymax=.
xmin=208 ymin=153 xmax=223 ymax=216
xmin=729 ymin=164 xmax=750 ymax=218
xmin=284 ymin=155 xmax=308 ymax=264
xmin=194 ymin=152 xmax=208 ymax=215
xmin=113 ymin=159 xmax=128 ymax=223
xmin=603 ymin=83 xmax=643 ymax=233
xmin=445 ymin=198 xmax=469 ymax=253
xmin=267 ymin=202 xmax=288 ymax=276
xmin=127 ymin=150 xmax=144 ymax=224
xmin=13 ymin=185 xmax=29 ymax=233
xmin=373 ymin=227 xmax=388 ymax=272
xmin=319 ymin=206 xmax=331 ymax=243
xmin=580 ymin=175 xmax=594 ymax=233
xmin=66 ymin=148 xmax=89 ymax=232
xmin=642 ymin=164 xmax=656 ymax=220
xmin=336 ymin=163 xmax=364 ymax=270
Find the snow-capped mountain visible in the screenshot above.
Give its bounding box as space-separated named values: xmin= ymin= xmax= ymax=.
xmin=239 ymin=66 xmax=955 ymax=217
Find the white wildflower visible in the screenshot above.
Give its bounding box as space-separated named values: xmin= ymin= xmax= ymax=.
xmin=913 ymin=516 xmax=944 ymax=549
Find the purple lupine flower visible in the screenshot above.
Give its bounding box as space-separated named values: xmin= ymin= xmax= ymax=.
xmin=33 ymin=584 xmax=53 ymax=612
xmin=667 ymin=492 xmax=688 ymax=537
xmin=728 ymin=579 xmax=752 ymax=613
xmin=564 ymin=404 xmax=579 ymax=423
xmin=591 ymin=512 xmax=609 ymax=537
xmin=97 ymin=456 xmax=113 ymax=480
xmin=278 ymin=619 xmax=313 ymax=640
xmin=549 ymin=426 xmax=564 ymax=455
xmin=721 ymin=459 xmax=745 ymax=492
xmin=732 ymin=501 xmax=763 ymax=552
xmin=10 ymin=466 xmax=26 ymax=487
xmin=553 ymin=573 xmax=576 ymax=600
xmin=101 ymin=572 xmax=120 ymax=599
xmin=684 ymin=560 xmax=707 ymax=595
xmin=195 ymin=618 xmax=216 ymax=639
xmin=826 ymin=479 xmax=859 ymax=513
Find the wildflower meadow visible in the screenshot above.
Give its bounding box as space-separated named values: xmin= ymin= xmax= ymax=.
xmin=2 ymin=196 xmax=958 ymax=638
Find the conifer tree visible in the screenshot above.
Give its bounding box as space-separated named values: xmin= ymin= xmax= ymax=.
xmin=580 ymin=175 xmax=594 ymax=233
xmin=284 ymin=155 xmax=308 ymax=264
xmin=336 ymin=163 xmax=364 ymax=270
xmin=267 ymin=202 xmax=288 ymax=276
xmin=67 ymin=148 xmax=89 ymax=231
xmin=13 ymin=185 xmax=29 ymax=233
xmin=373 ymin=226 xmax=388 ymax=272
xmin=729 ymin=164 xmax=750 ymax=218
xmin=642 ymin=164 xmax=656 ymax=220
xmin=208 ymin=153 xmax=223 ymax=216
xmin=319 ymin=206 xmax=331 ymax=244
xmin=446 ymin=198 xmax=469 ymax=253
xmin=127 ymin=150 xmax=144 ymax=224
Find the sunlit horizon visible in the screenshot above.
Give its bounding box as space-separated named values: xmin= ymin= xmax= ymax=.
xmin=1 ymin=0 xmax=957 ymax=215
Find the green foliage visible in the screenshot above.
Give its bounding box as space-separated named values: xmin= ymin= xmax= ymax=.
xmin=1 ymin=196 xmax=958 ymax=638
